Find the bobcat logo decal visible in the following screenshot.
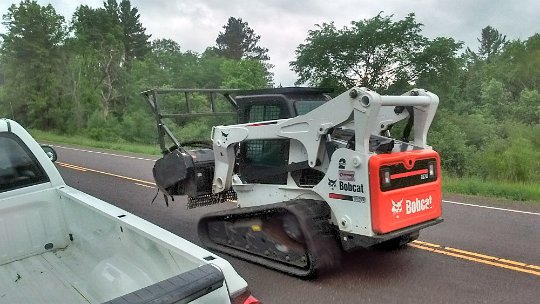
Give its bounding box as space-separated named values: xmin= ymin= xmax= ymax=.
xmin=328 ymin=178 xmax=337 ymax=190
xmin=391 ymin=198 xmax=403 ymax=218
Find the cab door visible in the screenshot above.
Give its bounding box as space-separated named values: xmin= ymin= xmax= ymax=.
xmin=238 ymin=99 xmax=291 ymax=184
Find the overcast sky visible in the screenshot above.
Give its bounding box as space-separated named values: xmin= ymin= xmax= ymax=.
xmin=2 ymin=0 xmax=539 ymax=86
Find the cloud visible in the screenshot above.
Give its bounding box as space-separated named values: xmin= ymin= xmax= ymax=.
xmin=2 ymin=0 xmax=539 ymax=86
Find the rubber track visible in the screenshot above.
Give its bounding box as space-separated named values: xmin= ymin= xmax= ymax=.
xmin=198 ymin=199 xmax=342 ymax=277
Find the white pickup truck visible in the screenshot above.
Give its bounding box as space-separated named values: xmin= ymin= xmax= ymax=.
xmin=0 ymin=118 xmax=259 ymax=304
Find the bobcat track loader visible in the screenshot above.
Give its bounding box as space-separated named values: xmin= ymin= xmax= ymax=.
xmin=142 ymin=86 xmax=443 ymax=277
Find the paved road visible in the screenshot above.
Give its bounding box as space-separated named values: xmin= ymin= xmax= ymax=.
xmin=52 ymin=145 xmax=540 ymax=304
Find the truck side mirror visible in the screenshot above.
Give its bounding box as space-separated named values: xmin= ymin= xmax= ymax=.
xmin=41 ymin=145 xmax=58 ymax=162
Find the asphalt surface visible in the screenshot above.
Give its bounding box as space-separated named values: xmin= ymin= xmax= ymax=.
xmin=52 ymin=144 xmax=540 ymax=304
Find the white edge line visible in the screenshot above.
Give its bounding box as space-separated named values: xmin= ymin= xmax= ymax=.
xmin=135 ymin=183 xmax=155 ymax=189
xmin=51 ymin=145 xmax=156 ymax=162
xmin=443 ymin=200 xmax=540 ymax=216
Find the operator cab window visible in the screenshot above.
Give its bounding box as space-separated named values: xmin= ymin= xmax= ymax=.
xmin=245 ymin=104 xmax=285 ymax=162
xmin=248 ymin=104 xmax=282 ymax=122
xmin=294 ymin=100 xmax=325 ymax=115
xmin=0 ymin=133 xmax=49 ymax=193
xmin=241 ymin=104 xmax=289 ymax=184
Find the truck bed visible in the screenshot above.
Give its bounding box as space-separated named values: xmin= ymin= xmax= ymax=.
xmin=1 ymin=250 xmax=228 ymax=304
xmin=1 ymin=251 xmax=100 ymax=303
xmin=0 ymin=186 xmax=233 ymax=303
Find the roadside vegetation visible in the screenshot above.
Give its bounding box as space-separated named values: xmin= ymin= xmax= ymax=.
xmin=1 ymin=1 xmax=539 ymax=201
xmin=30 ymin=129 xmax=160 ymax=156
xmin=443 ymin=176 xmax=540 ymax=203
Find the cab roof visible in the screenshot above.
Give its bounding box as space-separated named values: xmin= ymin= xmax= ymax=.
xmin=234 ymin=87 xmax=333 ymax=97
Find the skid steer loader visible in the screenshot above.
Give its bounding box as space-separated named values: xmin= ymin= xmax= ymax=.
xmin=142 ymin=86 xmax=443 ymax=277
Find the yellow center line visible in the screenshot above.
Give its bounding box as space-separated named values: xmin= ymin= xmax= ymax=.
xmin=57 ymin=162 xmax=156 ymax=186
xmin=412 ymin=240 xmax=539 ymax=269
xmin=445 ymin=246 xmax=501 ymax=261
xmin=58 ymin=163 xmax=87 ymax=172
xmin=446 ymin=247 xmax=528 ymax=267
xmin=410 ymin=241 xmax=540 ymax=276
xmin=411 ymin=240 xmax=441 ymax=248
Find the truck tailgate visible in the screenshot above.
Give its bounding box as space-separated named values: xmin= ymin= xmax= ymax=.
xmin=105 ymin=264 xmax=228 ymax=304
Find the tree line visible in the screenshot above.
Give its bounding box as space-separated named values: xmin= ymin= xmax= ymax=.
xmin=291 ymin=15 xmax=540 ymax=183
xmin=0 ymin=0 xmax=271 ymax=138
xmin=1 ymin=1 xmax=539 ymax=183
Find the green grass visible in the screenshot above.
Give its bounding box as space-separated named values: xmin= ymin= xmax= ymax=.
xmin=27 ymin=130 xmax=540 ymax=203
xmin=443 ymin=175 xmax=540 ymax=203
xmin=29 ymin=129 xmax=161 ymax=156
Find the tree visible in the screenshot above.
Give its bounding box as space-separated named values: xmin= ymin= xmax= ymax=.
xmin=291 ymin=13 xmax=435 ymax=92
xmin=71 ymin=5 xmax=125 ymax=120
xmin=414 ymin=37 xmax=464 ymax=107
xmin=71 ymin=5 xmax=122 ymax=51
xmin=1 ymin=0 xmax=67 ymax=129
xmin=103 ymin=0 xmax=119 ymax=20
xmin=478 ymin=26 xmax=507 ymax=59
xmin=429 ymin=111 xmax=472 ymax=176
xmin=515 ymin=89 xmax=540 ymax=124
xmin=118 ymin=0 xmax=151 ymax=63
xmin=215 ymin=17 xmax=269 ymax=61
xmin=502 ymin=34 xmax=540 ymax=95
xmin=151 ymin=39 xmax=182 ymax=65
xmin=220 ymin=59 xmax=272 ymax=89
xmin=466 ymin=26 xmax=507 ymax=62
xmin=102 ymin=0 xmax=150 ymax=64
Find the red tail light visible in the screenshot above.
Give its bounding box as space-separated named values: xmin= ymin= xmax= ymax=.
xmin=231 ymin=288 xmax=261 ymax=304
